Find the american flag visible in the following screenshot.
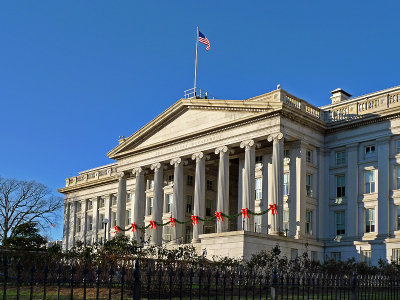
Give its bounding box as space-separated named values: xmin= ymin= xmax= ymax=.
xmin=198 ymin=31 xmax=210 ymax=51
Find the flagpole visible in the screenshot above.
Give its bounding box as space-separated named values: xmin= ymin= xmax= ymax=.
xmin=194 ymin=26 xmax=199 ymax=97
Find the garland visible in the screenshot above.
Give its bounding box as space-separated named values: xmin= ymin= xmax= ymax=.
xmin=114 ymin=204 xmax=277 ymax=233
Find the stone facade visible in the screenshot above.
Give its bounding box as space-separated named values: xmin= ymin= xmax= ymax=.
xmin=59 ymin=85 xmax=400 ymax=265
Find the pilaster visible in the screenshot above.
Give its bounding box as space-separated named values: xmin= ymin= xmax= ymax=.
xmin=377 ymin=137 xmax=390 ymax=237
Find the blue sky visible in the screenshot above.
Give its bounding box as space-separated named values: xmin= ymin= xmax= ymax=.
xmin=1 ymin=1 xmax=399 ymax=240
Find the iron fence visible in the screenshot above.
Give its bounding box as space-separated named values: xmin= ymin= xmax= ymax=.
xmin=0 ymin=256 xmax=399 ymax=299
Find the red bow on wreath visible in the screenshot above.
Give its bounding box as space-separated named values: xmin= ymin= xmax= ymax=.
xmin=169 ymin=217 xmax=176 ymax=227
xmin=131 ymin=222 xmax=136 ymax=232
xmin=215 ymin=211 xmax=223 ymax=222
xmin=241 ymin=208 xmax=249 ymax=219
xmin=114 ymin=226 xmax=119 ymax=234
xmin=269 ymin=204 xmax=278 ymax=215
xmin=149 ymin=220 xmax=157 ymax=229
xmin=191 ymin=215 xmax=199 ymax=225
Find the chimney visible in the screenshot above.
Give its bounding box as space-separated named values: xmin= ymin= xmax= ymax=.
xmin=330 ymin=88 xmax=351 ymax=104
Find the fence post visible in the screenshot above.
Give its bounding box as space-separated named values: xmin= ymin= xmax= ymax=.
xmin=133 ymin=260 xmax=141 ymax=300
xmin=351 ymin=272 xmax=358 ymax=300
xmin=271 ymin=268 xmax=278 ymax=300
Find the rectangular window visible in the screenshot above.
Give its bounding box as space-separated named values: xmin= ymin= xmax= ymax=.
xmin=163 ymin=226 xmax=171 ymax=242
xmin=335 ymin=151 xmax=346 ymax=165
xmin=206 ymin=199 xmax=212 ymax=216
xmin=284 ymin=173 xmax=290 ymax=196
xmin=365 ymin=208 xmax=375 ymax=233
xmin=335 ymin=211 xmax=345 ymax=235
xmin=397 ymin=141 xmax=400 ymax=154
xmin=147 ymin=197 xmax=153 ymax=216
xmin=88 ymin=216 xmax=93 ymax=231
xmin=187 ymin=175 xmax=193 ymax=186
xmin=283 ymin=210 xmax=289 ymax=231
xmin=166 ymin=194 xmax=173 ymax=213
xmin=99 ymin=214 xmax=105 ymax=229
xmin=112 ymin=212 xmax=117 ymax=227
xmin=185 ymin=226 xmax=193 ymax=243
xmin=255 ymin=156 xmax=263 ymax=163
xmin=186 ymin=195 xmax=193 ymax=214
xmin=112 ymin=195 xmax=117 ymax=206
xmin=207 ymin=180 xmax=213 ymax=191
xmin=306 ymin=174 xmax=313 ymax=197
xmin=365 ymin=145 xmax=376 ymax=159
xmin=87 ymin=200 xmax=93 ymax=210
xmin=331 ymin=252 xmax=341 ymax=262
xmin=254 ymin=215 xmax=261 ymax=233
xmin=361 ymin=250 xmax=372 ymax=265
xmin=99 ymin=198 xmax=105 ymax=208
xmin=392 ymin=248 xmax=400 ymax=263
xmin=168 ymin=175 xmax=174 ymax=183
xmin=255 ymin=178 xmax=262 ymax=200
xmin=306 ymin=210 xmax=313 ymax=235
xmin=76 ymin=218 xmax=81 ymax=232
xmin=291 ymin=248 xmax=298 ymax=259
xmin=397 ymin=206 xmax=400 ymax=230
xmin=126 ymin=210 xmax=131 ymax=226
xmin=284 ymin=149 xmax=290 ymax=158
xmin=127 ymin=193 xmax=132 ymax=203
xmin=76 ymin=203 xmax=82 ymax=212
xmin=365 ymin=170 xmax=375 ymax=193
xmin=336 ymin=175 xmax=346 ymax=197
xmin=306 ymin=150 xmax=313 ymax=163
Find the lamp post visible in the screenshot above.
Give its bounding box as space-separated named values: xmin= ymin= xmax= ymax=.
xmin=103 ymin=218 xmax=109 ymax=243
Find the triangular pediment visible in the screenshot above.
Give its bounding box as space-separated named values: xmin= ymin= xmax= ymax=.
xmin=108 ymin=97 xmax=279 ymax=159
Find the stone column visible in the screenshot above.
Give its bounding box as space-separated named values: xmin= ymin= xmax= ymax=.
xmin=268 ymin=133 xmax=284 ymax=234
xmin=215 ymin=146 xmax=230 ymax=233
xmin=133 ymin=167 xmax=145 ymax=243
xmin=150 ymin=163 xmax=164 ymax=245
xmin=261 ymin=154 xmax=270 ymax=234
xmin=170 ymin=158 xmax=184 ymax=244
xmin=346 ymin=144 xmax=359 ymax=238
xmin=70 ymin=201 xmax=77 ymax=247
xmin=317 ymin=148 xmax=327 ymax=240
xmin=93 ymin=198 xmax=99 ymax=243
xmin=377 ymin=137 xmax=390 ymax=237
xmin=105 ymin=195 xmax=111 ymax=241
xmin=63 ymin=202 xmax=70 ymax=251
xmin=237 ymin=158 xmax=245 ymax=230
xmin=295 ymin=141 xmax=306 ymax=237
xmin=82 ymin=200 xmax=88 ymax=245
xmin=240 ymin=140 xmax=255 ymax=231
xmin=192 ymin=152 xmax=206 ymax=242
xmin=116 ymin=172 xmax=127 ymax=234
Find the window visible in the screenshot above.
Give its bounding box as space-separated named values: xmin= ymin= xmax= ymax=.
xmin=254 ymin=215 xmax=261 ymax=232
xmin=255 ymin=155 xmax=263 ymax=164
xmin=397 ymin=206 xmax=400 ymax=230
xmin=186 ymin=195 xmax=193 ymax=214
xmin=365 ymin=208 xmax=375 ymax=233
xmin=336 ymin=175 xmax=345 ymax=197
xmin=365 ymin=170 xmax=375 ymax=193
xmin=283 ymin=210 xmax=289 ymax=231
xmin=255 ymin=178 xmax=262 ymax=200
xmin=335 ymin=151 xmax=346 ymax=165
xmin=365 ymin=145 xmax=376 ymax=159
xmin=166 ymin=194 xmax=173 ymax=213
xmin=206 ymin=199 xmax=212 ymax=216
xmin=76 ymin=203 xmax=82 ymax=212
xmin=306 ymin=174 xmax=313 ymax=197
xmin=361 ymin=250 xmax=372 ymax=265
xmin=111 ymin=195 xmax=117 ymax=206
xmin=112 ymin=212 xmax=117 ymax=227
xmin=284 ymin=149 xmax=290 ymax=158
xmin=87 ymin=200 xmax=93 ymax=210
xmin=311 ymin=251 xmax=318 ymax=262
xmin=168 ymin=175 xmax=174 ymax=183
xmin=335 ymin=211 xmax=345 ymax=235
xmin=392 ymin=249 xmax=400 ymax=263
xmin=126 ymin=210 xmax=131 ymax=225
xmin=147 ymin=197 xmax=153 ymax=216
xmin=187 ymin=175 xmax=193 ymax=186
xmin=306 ymin=150 xmax=313 ymax=163
xmin=397 ymin=167 xmax=400 ymax=190
xmin=291 ymin=248 xmax=298 ymax=259
xmin=283 ymin=173 xmax=290 ymax=196
xmin=127 ymin=193 xmax=132 ymax=203
xmin=331 ymin=252 xmax=341 ymax=262
xmin=87 ymin=216 xmax=93 ymax=231
xmin=163 ymin=226 xmax=171 ymax=242
xmin=397 ymin=141 xmax=400 ymax=154
xmin=306 ymin=210 xmax=313 ymax=235
xmin=150 ymin=180 xmax=154 ymax=189
xmin=76 ymin=218 xmax=81 ymax=232
xmin=99 ymin=197 xmax=105 ymax=208
xmin=207 ymin=180 xmax=213 ymax=191
xmin=185 ymin=226 xmax=192 ymax=243
xmin=99 ymin=214 xmax=105 ymax=229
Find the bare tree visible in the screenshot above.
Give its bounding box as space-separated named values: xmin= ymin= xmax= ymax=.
xmin=0 ymin=177 xmax=63 ymax=244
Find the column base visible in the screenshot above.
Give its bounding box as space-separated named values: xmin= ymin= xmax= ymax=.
xmin=270 ymin=231 xmax=285 ymax=237
xmin=192 ymin=238 xmax=201 ymax=244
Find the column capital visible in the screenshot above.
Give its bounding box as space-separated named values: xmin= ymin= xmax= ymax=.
xmin=267 ymin=132 xmax=284 ymax=143
xmin=132 ymin=167 xmax=143 ymax=176
xmin=170 ymin=157 xmax=182 ymax=166
xmin=240 ymin=140 xmax=255 ymax=150
xmin=192 ymin=151 xmax=204 ymax=161
xmin=117 ymin=172 xmax=127 ymax=179
xmin=150 ymin=163 xmax=162 ymax=170
xmin=215 ymin=146 xmax=229 ymax=154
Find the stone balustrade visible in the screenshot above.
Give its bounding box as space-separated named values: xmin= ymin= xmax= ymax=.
xmin=65 ymin=163 xmax=118 ymax=187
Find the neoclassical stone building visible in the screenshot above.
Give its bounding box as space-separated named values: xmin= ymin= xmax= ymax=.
xmin=59 ymin=85 xmax=400 ymax=265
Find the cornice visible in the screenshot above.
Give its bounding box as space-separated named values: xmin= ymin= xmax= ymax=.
xmin=58 ymin=176 xmax=118 ymax=194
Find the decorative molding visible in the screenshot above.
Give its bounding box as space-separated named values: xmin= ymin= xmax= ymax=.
xmin=240 ymin=140 xmax=255 ymax=150
xmin=132 ymin=167 xmax=143 ymax=176
xmin=150 ymin=163 xmax=162 ymax=170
